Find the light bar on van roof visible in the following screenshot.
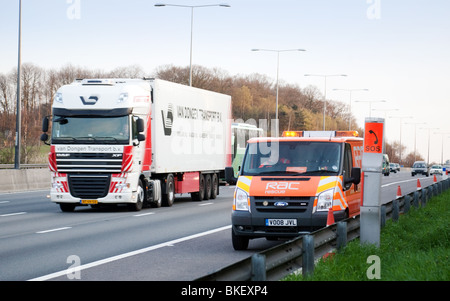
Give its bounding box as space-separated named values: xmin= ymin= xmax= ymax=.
xmin=281 ymin=130 xmax=359 ymax=137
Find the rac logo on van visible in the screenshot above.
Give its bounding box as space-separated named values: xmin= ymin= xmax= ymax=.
xmin=265 ymin=182 xmax=299 ymax=191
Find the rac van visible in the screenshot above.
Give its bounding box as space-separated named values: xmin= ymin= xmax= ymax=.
xmin=227 ymin=130 xmax=362 ymax=250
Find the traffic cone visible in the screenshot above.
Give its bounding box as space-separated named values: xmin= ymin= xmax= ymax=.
xmin=433 ymin=175 xmax=437 ymax=183
xmin=416 ymin=179 xmax=421 ymax=190
xmin=326 ymin=207 xmax=335 ymax=226
xmin=396 ymin=185 xmax=402 ymax=199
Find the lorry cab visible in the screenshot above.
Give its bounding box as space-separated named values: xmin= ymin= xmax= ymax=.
xmin=229 ymin=130 xmax=362 ymax=250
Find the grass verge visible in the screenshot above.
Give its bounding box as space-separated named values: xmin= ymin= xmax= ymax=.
xmin=284 ymin=188 xmax=450 ymax=281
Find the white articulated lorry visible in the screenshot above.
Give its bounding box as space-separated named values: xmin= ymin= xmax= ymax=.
xmin=41 ymin=78 xmax=232 ymax=212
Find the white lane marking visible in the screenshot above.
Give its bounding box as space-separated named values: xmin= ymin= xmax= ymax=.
xmin=381 ymin=177 xmax=430 ymax=187
xmin=198 ymin=202 xmax=213 ymax=206
xmin=133 ymin=212 xmax=155 ymax=217
xmin=0 ymin=212 xmax=26 ymax=217
xmin=28 ymin=225 xmax=231 ymax=281
xmin=36 ymin=227 xmax=72 ymax=234
xmin=0 ymin=201 xmax=10 ymax=204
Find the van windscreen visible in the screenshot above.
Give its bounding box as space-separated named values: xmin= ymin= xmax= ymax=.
xmin=241 ymin=141 xmax=341 ymax=176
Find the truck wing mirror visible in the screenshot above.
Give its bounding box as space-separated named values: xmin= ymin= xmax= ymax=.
xmin=225 ymin=166 xmax=237 ymax=185
xmin=137 ymin=133 xmax=146 ymax=141
xmin=40 ymin=133 xmax=50 ymax=145
xmin=136 ymin=118 xmax=145 ymax=133
xmin=42 ymin=116 xmax=49 ymax=132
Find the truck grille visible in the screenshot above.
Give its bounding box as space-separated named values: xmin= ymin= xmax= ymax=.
xmin=254 ymin=196 xmax=311 ymax=213
xmin=68 ymin=174 xmax=111 ymax=199
xmin=56 ymin=153 xmax=123 ymax=173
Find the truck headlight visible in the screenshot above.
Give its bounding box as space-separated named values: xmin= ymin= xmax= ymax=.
xmin=316 ymin=189 xmax=334 ymax=211
xmin=233 ymin=188 xmax=250 ymax=211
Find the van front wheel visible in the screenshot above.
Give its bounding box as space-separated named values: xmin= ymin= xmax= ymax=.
xmin=232 ymin=230 xmax=249 ymax=250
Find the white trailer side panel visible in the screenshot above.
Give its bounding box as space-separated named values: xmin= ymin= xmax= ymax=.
xmin=151 ymin=79 xmax=231 ymax=174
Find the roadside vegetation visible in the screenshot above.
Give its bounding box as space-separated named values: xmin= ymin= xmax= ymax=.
xmin=284 ymin=189 xmax=450 ymax=281
xmin=1 ymin=63 xmax=419 ymax=165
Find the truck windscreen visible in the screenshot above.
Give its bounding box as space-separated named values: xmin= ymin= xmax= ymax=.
xmin=52 ymin=115 xmax=130 ymax=144
xmin=241 ymin=141 xmax=341 ymax=176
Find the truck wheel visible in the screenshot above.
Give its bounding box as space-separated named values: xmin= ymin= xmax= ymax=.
xmin=210 ymin=173 xmax=218 ymax=199
xmin=232 ymin=230 xmax=249 ymax=250
xmin=162 ymin=174 xmax=175 ymax=207
xmin=191 ymin=174 xmax=205 ymax=201
xmin=60 ymin=203 xmax=76 ymax=212
xmin=204 ymin=174 xmax=212 ymax=200
xmin=128 ymin=180 xmax=144 ymax=211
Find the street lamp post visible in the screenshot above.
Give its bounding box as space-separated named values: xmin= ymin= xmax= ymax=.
xmin=155 ymin=3 xmax=230 ymax=87
xmin=388 ymin=115 xmax=412 ymax=165
xmin=252 ymin=48 xmax=306 ymax=136
xmin=419 ymin=127 xmax=439 ymax=164
xmin=333 ymin=88 xmax=369 ymax=130
xmin=433 ymin=132 xmax=450 ymax=165
xmin=304 ymin=74 xmax=347 ymax=130
xmin=405 ymin=122 xmax=426 ymax=162
xmin=354 ymin=100 xmax=386 ymax=118
xmin=14 ymin=0 xmax=22 ymax=169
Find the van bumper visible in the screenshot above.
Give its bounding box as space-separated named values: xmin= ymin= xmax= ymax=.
xmin=231 ymin=209 xmax=347 ymax=239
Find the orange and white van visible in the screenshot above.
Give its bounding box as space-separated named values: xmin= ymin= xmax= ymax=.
xmin=228 ymin=130 xmax=362 ymax=250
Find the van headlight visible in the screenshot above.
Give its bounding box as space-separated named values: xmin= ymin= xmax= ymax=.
xmin=316 ymin=189 xmax=334 ymax=211
xmin=233 ymin=188 xmax=250 ymax=211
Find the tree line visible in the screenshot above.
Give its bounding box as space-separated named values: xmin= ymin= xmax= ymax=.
xmin=0 ymin=63 xmax=421 ymax=165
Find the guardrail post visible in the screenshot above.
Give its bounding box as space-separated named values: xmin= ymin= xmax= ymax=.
xmin=380 ymin=205 xmax=386 ymax=228
xmin=251 ymin=253 xmax=266 ymax=281
xmin=413 ymin=191 xmax=420 ymax=208
xmin=422 ymin=187 xmax=427 ymax=206
xmin=336 ymin=221 xmax=347 ymax=251
xmin=392 ymin=198 xmax=399 ymax=222
xmin=302 ymin=235 xmax=314 ymax=277
xmin=404 ymin=195 xmax=411 ymax=213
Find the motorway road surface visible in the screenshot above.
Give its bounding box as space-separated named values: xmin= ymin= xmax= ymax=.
xmin=0 ymin=170 xmax=444 ymax=281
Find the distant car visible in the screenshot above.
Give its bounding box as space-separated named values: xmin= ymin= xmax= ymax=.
xmin=389 ymin=163 xmax=397 ymax=173
xmin=430 ymin=165 xmax=443 ymax=175
xmin=395 ymin=163 xmax=400 ymax=172
xmin=411 ymin=161 xmax=429 ymax=177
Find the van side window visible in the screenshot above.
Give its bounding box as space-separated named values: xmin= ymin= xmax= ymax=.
xmin=343 ymin=143 xmax=353 ymax=179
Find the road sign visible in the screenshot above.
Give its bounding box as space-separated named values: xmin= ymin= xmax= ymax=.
xmin=364 ymin=122 xmax=383 ymax=153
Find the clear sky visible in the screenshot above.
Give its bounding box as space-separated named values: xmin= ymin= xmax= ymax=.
xmin=1 ymin=0 xmax=449 ymax=164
